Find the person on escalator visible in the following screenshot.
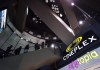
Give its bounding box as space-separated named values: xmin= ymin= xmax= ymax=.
xmin=14 ymin=46 xmax=22 ymax=55
xmin=4 ymin=45 xmax=13 ymax=57
xmin=35 ymin=43 xmax=40 ymax=50
xmin=24 ymin=44 xmax=29 ymax=53
xmin=41 ymin=42 xmax=45 ymax=49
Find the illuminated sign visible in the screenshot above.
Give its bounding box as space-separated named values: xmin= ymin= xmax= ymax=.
xmin=59 ymin=47 xmax=100 ymax=70
xmin=68 ymin=51 xmax=99 ymax=70
xmin=66 ymin=36 xmax=82 ymax=52
xmin=63 ymin=31 xmax=99 ymax=60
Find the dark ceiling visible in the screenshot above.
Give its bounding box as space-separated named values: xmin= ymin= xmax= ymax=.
xmin=0 ymin=0 xmax=100 ymax=43
xmin=25 ymin=0 xmax=100 ymax=42
xmin=73 ymin=0 xmax=100 ymax=22
xmin=25 ymin=0 xmax=70 ymax=42
xmin=0 ymin=0 xmax=16 ymax=11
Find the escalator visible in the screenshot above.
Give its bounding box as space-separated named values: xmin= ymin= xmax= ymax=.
xmin=0 ymin=48 xmax=60 ymax=70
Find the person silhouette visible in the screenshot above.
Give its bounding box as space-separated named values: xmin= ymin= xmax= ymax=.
xmin=35 ymin=43 xmax=39 ymax=50
xmin=4 ymin=45 xmax=13 ymax=57
xmin=24 ymin=44 xmax=29 ymax=53
xmin=41 ymin=42 xmax=45 ymax=49
xmin=14 ymin=46 xmax=22 ymax=55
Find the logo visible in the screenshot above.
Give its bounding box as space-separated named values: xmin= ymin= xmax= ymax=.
xmin=63 ymin=34 xmax=98 ymax=60
xmin=68 ymin=51 xmax=99 ymax=70
xmin=66 ymin=36 xmax=82 ymax=52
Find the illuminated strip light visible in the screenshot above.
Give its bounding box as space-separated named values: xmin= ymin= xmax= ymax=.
xmin=27 ymin=7 xmax=28 ymax=15
xmin=52 ymin=12 xmax=75 ymax=36
xmin=1 ymin=9 xmax=7 ymax=29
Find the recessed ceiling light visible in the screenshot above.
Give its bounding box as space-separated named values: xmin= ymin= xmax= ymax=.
xmin=33 ymin=18 xmax=36 ymax=21
xmin=53 ymin=37 xmax=57 ymax=40
xmin=54 ymin=5 xmax=56 ymax=7
xmin=35 ymin=21 xmax=38 ymax=23
xmin=51 ymin=44 xmax=55 ymax=48
xmin=50 ymin=0 xmax=55 ymax=3
xmin=53 ymin=0 xmax=55 ymax=2
xmin=53 ymin=10 xmax=55 ymax=12
xmin=29 ymin=31 xmax=33 ymax=35
xmin=51 ymin=6 xmax=54 ymax=9
xmin=56 ymin=8 xmax=59 ymax=10
xmin=79 ymin=20 xmax=83 ymax=25
xmin=56 ymin=10 xmax=59 ymax=13
xmin=45 ymin=37 xmax=49 ymax=39
xmin=71 ymin=2 xmax=75 ymax=6
xmin=45 ymin=0 xmax=49 ymax=3
xmin=37 ymin=35 xmax=41 ymax=38
xmin=26 ymin=39 xmax=29 ymax=42
xmin=21 ymin=37 xmax=23 ymax=39
xmin=60 ymin=14 xmax=63 ymax=17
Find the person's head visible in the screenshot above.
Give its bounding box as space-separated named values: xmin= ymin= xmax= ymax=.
xmin=10 ymin=45 xmax=13 ymax=47
xmin=42 ymin=42 xmax=44 ymax=44
xmin=19 ymin=46 xmax=22 ymax=48
xmin=26 ymin=44 xmax=29 ymax=46
xmin=26 ymin=44 xmax=29 ymax=47
xmin=41 ymin=42 xmax=44 ymax=45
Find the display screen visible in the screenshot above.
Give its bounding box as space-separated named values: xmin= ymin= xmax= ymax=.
xmin=0 ymin=9 xmax=7 ymax=33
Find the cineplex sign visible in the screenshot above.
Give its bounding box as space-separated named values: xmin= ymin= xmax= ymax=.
xmin=63 ymin=31 xmax=99 ymax=60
